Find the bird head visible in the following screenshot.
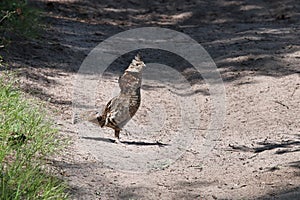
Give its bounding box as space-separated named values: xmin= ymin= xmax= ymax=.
xmin=125 ymin=53 xmax=146 ymax=73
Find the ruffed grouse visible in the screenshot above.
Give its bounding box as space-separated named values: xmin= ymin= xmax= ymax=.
xmin=89 ymin=54 xmax=146 ymax=142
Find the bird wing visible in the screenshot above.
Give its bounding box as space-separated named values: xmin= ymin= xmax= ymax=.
xmin=97 ymin=98 xmax=114 ymax=127
xmin=105 ymin=94 xmax=132 ymax=128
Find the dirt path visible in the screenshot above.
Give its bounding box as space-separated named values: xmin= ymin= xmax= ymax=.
xmin=2 ymin=0 xmax=300 ymax=199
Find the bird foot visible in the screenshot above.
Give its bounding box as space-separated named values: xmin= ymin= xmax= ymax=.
xmin=123 ymin=129 xmax=131 ymax=136
xmin=114 ymin=138 xmax=121 ymax=144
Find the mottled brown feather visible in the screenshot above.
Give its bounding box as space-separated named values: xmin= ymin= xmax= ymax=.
xmin=96 ymin=54 xmax=145 ymax=139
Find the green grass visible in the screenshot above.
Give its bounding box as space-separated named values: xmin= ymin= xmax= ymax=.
xmin=0 ymin=0 xmax=41 ymax=45
xmin=0 ymin=72 xmax=68 ymax=199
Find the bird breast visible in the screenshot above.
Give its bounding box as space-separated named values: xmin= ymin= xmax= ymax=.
xmin=105 ymin=89 xmax=141 ymax=128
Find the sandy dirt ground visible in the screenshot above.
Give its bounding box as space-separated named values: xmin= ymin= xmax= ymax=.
xmin=1 ymin=0 xmax=300 ymax=199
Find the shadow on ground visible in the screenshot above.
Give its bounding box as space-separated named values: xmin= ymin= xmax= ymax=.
xmin=229 ymin=138 xmax=300 ymax=154
xmin=81 ymin=136 xmax=169 ymax=146
xmin=1 ymin=0 xmax=299 ymax=78
xmin=257 ymin=187 xmax=300 ymax=200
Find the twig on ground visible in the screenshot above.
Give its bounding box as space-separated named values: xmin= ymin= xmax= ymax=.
xmin=274 ymin=100 xmax=289 ymax=109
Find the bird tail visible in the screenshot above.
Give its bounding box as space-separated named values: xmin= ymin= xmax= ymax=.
xmin=72 ymin=110 xmax=105 ymax=128
xmin=96 ymin=115 xmax=106 ymax=127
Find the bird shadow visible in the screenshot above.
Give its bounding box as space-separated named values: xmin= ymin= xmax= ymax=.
xmin=121 ymin=140 xmax=169 ymax=147
xmin=81 ymin=136 xmax=169 ymax=147
xmin=81 ymin=136 xmax=116 ymax=143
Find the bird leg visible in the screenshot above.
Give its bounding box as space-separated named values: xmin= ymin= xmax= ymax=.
xmin=114 ymin=129 xmax=120 ymax=139
xmin=114 ymin=129 xmax=121 ymax=143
